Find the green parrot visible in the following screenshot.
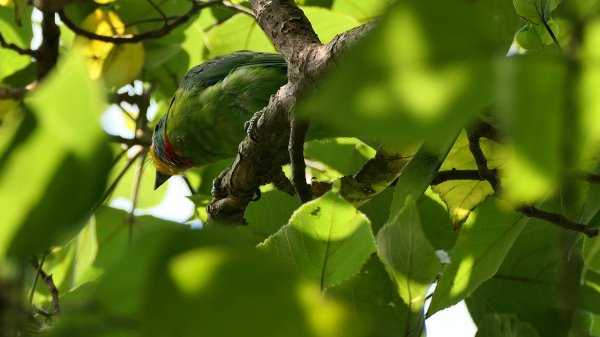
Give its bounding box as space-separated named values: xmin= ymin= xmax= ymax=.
xmin=150 ymin=51 xmax=289 ymax=189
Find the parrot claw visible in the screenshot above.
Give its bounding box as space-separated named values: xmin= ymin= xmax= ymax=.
xmin=211 ymin=168 xmax=230 ymax=198
xmin=244 ymin=110 xmax=264 ymax=142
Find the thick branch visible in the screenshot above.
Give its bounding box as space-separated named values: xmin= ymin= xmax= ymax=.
xmin=250 ymin=0 xmax=321 ymax=63
xmin=289 ymin=117 xmax=312 ymax=203
xmin=37 ymin=12 xmax=60 ymax=80
xmin=57 ymin=1 xmax=218 ymax=44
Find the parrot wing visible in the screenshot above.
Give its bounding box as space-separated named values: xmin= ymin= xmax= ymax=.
xmin=179 ymin=51 xmax=287 ymax=90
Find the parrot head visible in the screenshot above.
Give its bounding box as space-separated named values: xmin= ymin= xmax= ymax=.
xmin=149 ymin=114 xmax=196 ymax=190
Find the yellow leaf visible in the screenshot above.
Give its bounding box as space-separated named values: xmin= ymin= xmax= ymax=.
xmin=74 ymin=9 xmax=144 ymax=88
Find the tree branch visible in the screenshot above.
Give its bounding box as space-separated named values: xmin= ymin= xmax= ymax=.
xmin=431 ymin=169 xmax=500 ymax=185
xmin=0 ymin=87 xmax=28 ymax=100
xmin=0 ymin=32 xmax=35 ymax=56
xmin=37 ymin=12 xmax=60 ymax=80
xmin=517 ymin=205 xmax=598 ymax=237
xmin=57 ymin=0 xmax=219 ymax=44
xmin=207 ymin=0 xmax=375 ymax=224
xmin=466 ymin=126 xmax=502 ymax=193
xmin=29 ymin=257 xmax=59 ymax=314
xmin=289 ymin=117 xmax=312 ymax=203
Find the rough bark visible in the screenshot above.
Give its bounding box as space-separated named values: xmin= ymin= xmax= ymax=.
xmin=207 ymin=0 xmax=375 ymax=224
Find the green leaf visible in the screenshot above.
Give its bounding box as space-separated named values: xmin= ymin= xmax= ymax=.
xmin=0 ymin=51 xmax=112 ymax=259
xmin=109 ymin=152 xmax=167 ymax=210
xmin=431 ymin=131 xmax=505 ymax=227
xmin=513 ymin=0 xmax=563 ymax=24
xmin=377 ymin=198 xmax=440 ymax=336
xmin=497 ymin=56 xmax=565 ymax=203
xmin=359 ymin=186 xmax=394 ymax=234
xmin=305 ymin=138 xmax=372 ymax=179
xmin=93 ymin=206 xmax=183 ymax=272
xmin=427 ymin=198 xmax=528 ymax=316
xmin=93 ymin=228 xmax=366 ymax=337
xmin=206 ymin=7 xmax=358 ymax=58
xmin=260 ymin=191 xmax=376 ymax=289
xmin=0 ymin=6 xmax=32 ymax=81
xmin=389 ymin=130 xmax=459 ymax=214
xmin=326 ymin=256 xmax=414 ymax=337
xmin=579 ymin=19 xmax=600 ymax=162
xmin=418 ymin=190 xmax=458 ymax=251
xmin=464 ymin=198 xmax=600 ymax=336
xmin=246 ymin=189 xmax=299 ymax=236
xmin=206 ymin=13 xmax=276 ymax=58
xmin=475 ymin=314 xmax=540 ymax=337
xmin=299 ymin=0 xmax=510 ymax=144
xmin=331 ymin=0 xmax=389 ymax=22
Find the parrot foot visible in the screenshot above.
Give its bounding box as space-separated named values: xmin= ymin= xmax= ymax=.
xmin=211 ymin=168 xmax=230 ymax=198
xmin=244 ymin=110 xmax=264 ymax=142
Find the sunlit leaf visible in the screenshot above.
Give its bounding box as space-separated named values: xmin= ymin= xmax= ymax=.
xmin=207 ymin=7 xmax=358 ymax=58
xmin=300 ymin=0 xmax=512 ymax=144
xmin=377 ymin=198 xmax=440 ymax=336
xmin=331 ymin=0 xmax=389 ymax=22
xmin=513 ymin=0 xmax=563 ymax=24
xmin=497 ymin=56 xmax=564 ymax=203
xmin=74 ymin=8 xmax=144 ymax=89
xmin=0 ymin=51 xmax=112 ymax=259
xmin=0 ymin=6 xmax=32 ymax=81
xmin=427 ymin=198 xmax=528 ymax=316
xmin=432 ymin=131 xmax=505 ymax=228
xmin=260 ymin=191 xmax=376 ymax=289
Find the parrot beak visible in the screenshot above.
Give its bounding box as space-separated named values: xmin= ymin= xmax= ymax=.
xmin=154 ymin=171 xmax=172 ymax=190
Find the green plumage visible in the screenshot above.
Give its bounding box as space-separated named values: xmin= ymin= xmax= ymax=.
xmin=155 ymin=51 xmax=288 ymax=168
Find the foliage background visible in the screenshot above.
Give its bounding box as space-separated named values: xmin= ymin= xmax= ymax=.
xmin=2 ymin=0 xmax=600 ymax=336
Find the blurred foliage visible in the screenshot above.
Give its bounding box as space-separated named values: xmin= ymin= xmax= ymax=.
xmin=1 ymin=0 xmax=600 ymax=336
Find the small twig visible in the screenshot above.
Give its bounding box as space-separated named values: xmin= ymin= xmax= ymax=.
xmin=109 ymin=92 xmax=141 ymax=105
xmin=57 ymin=0 xmax=220 ymax=44
xmin=109 ymin=135 xmax=151 ymax=147
xmin=220 ymin=0 xmax=255 ymax=17
xmin=117 ymin=103 xmax=137 ymax=122
xmin=29 ymin=257 xmax=59 ymax=314
xmin=183 ymin=176 xmax=196 ymax=194
xmin=146 ymin=0 xmax=169 ymax=24
xmin=0 ymin=32 xmax=35 ymax=56
xmin=0 ymin=87 xmax=28 ymax=99
xmin=575 ymin=170 xmax=600 ymax=185
xmin=28 ymin=253 xmax=48 ymax=305
xmin=289 ymin=117 xmax=312 ymax=203
xmin=125 ymin=15 xmax=180 ymax=29
xmin=517 ymin=205 xmax=598 ymax=237
xmin=431 ymin=169 xmax=500 ymax=185
xmin=127 ymin=151 xmax=147 ymax=246
xmin=466 ymin=127 xmax=502 ymax=193
xmin=92 ymin=147 xmax=144 ymax=214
